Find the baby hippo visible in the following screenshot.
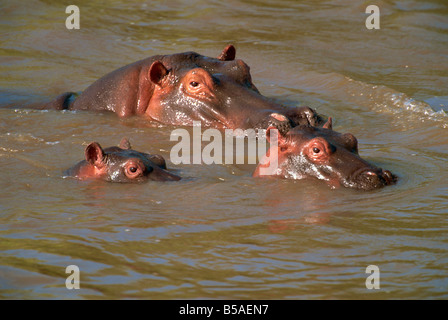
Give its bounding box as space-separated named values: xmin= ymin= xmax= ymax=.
xmin=65 ymin=138 xmax=180 ymax=182
xmin=254 ymin=115 xmax=396 ymax=190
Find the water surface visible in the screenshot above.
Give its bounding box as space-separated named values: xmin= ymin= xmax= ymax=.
xmin=0 ymin=0 xmax=447 ymax=299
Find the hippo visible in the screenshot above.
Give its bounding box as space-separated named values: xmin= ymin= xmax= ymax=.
xmin=253 ymin=115 xmax=397 ymax=190
xmin=43 ymin=45 xmax=323 ymax=129
xmin=65 ymin=138 xmax=180 ymax=182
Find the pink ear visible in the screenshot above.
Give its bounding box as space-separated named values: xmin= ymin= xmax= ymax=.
xmin=217 ymin=44 xmax=236 ymax=61
xmin=85 ymin=142 xmax=105 ymax=167
xmin=119 ymin=137 xmax=131 ymax=150
xmin=323 ymin=117 xmax=333 ymax=130
xmin=266 ymin=126 xmax=287 ymax=147
xmin=149 ymin=60 xmax=169 ymax=85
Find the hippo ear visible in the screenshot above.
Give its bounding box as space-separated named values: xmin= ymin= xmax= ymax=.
xmin=148 ymin=154 xmax=167 ymax=169
xmin=217 ymin=44 xmax=236 ymax=61
xmin=266 ymin=113 xmax=292 ymax=137
xmin=149 ymin=61 xmax=169 ymax=86
xmin=266 ymin=126 xmax=287 ymax=147
xmin=119 ymin=137 xmax=131 ymax=150
xmin=323 ymin=117 xmax=333 ymax=130
xmin=85 ymin=142 xmax=105 ymax=167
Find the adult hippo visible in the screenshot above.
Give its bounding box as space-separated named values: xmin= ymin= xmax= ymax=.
xmin=43 ymin=45 xmax=323 ymax=129
xmin=254 ymin=115 xmax=397 ymax=190
xmin=65 ymin=138 xmax=180 ymax=182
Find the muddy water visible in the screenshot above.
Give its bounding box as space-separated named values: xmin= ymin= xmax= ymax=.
xmin=1 ymin=0 xmax=447 ymax=299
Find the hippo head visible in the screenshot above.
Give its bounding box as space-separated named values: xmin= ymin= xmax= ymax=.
xmin=254 ymin=116 xmax=397 ymax=190
xmin=144 ymin=45 xmax=323 ymax=129
xmin=66 ymin=138 xmax=180 ymax=182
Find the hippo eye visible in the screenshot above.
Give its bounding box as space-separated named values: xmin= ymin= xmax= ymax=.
xmin=190 ymin=81 xmax=199 ymax=87
xmin=125 ymin=161 xmax=144 ymax=179
xmin=307 ymin=138 xmax=331 ymax=164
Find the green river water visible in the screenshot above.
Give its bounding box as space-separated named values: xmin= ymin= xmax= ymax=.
xmin=0 ymin=0 xmax=447 ymax=299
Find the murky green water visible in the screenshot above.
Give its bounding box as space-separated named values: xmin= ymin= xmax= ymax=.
xmin=1 ymin=0 xmax=447 ymax=299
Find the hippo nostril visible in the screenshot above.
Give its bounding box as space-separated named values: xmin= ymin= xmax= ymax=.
xmin=354 ymin=168 xmax=380 ymax=180
xmin=351 ymin=167 xmax=392 ymax=189
xmin=381 ymin=170 xmax=396 ymax=185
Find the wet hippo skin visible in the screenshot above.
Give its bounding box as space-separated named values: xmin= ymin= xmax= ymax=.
xmin=65 ymin=138 xmax=180 ymax=182
xmin=43 ymin=45 xmax=323 ymax=130
xmin=254 ymin=115 xmax=397 ymax=190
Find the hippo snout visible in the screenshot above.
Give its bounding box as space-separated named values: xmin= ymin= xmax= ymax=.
xmin=353 ymin=167 xmax=397 ymax=190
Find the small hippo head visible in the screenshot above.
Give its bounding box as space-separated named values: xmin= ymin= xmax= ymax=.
xmin=253 ymin=116 xmax=397 ymax=190
xmin=65 ymin=138 xmax=180 ymax=182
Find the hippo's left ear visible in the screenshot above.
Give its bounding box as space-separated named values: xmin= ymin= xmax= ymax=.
xmin=119 ymin=137 xmax=131 ymax=150
xmin=218 ymin=44 xmax=236 ymax=61
xmin=323 ymin=117 xmax=333 ymax=130
xmin=266 ymin=126 xmax=288 ymax=149
xmin=85 ymin=142 xmax=105 ymax=167
xmin=266 ymin=113 xmax=292 ymax=137
xmin=149 ymin=154 xmax=167 ymax=169
xmin=149 ymin=61 xmax=169 ymax=86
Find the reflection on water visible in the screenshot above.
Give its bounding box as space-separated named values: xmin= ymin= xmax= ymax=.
xmin=1 ymin=0 xmax=448 ymax=299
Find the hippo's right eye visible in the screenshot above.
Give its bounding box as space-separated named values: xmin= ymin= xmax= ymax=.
xmin=190 ymin=81 xmax=199 ymax=87
xmin=125 ymin=161 xmax=144 ymax=179
xmin=306 ymin=138 xmax=331 ymax=164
